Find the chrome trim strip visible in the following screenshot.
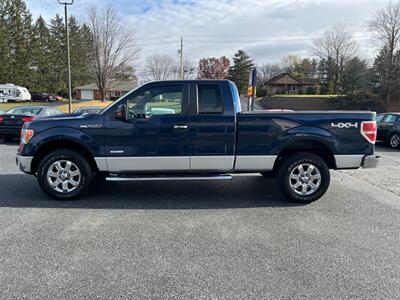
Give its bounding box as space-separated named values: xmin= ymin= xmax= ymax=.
xmin=334 ymin=155 xmax=364 ymax=169
xmin=106 ymin=175 xmax=232 ymax=182
xmin=234 ymin=155 xmax=277 ymax=171
xmin=16 ymin=155 xmax=33 ymax=173
xmin=191 ymin=156 xmax=235 ymax=170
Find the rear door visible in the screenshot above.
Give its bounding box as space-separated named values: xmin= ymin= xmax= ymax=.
xmin=188 ymin=81 xmax=236 ymax=171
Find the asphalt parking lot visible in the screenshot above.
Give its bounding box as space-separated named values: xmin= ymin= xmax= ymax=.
xmin=0 ymin=141 xmax=399 ymax=299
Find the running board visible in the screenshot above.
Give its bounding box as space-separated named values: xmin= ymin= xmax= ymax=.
xmin=106 ymin=174 xmax=233 ymax=182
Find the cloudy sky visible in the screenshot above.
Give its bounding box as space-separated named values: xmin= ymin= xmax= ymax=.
xmin=26 ymin=0 xmax=390 ymax=73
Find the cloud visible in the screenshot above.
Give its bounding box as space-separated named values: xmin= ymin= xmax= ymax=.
xmin=26 ymin=0 xmax=390 ymax=72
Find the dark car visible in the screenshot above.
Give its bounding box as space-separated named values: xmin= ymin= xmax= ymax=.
xmin=377 ymin=112 xmax=400 ymax=149
xmin=31 ymin=93 xmax=55 ymax=102
xmin=73 ymin=107 xmax=103 ymax=114
xmin=0 ymin=106 xmax=63 ymax=141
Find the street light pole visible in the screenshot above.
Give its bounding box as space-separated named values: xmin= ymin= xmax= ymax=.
xmin=58 ymin=0 xmax=73 ymax=113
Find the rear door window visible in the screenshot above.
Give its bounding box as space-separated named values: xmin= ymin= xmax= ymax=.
xmin=197 ymin=84 xmax=224 ymax=114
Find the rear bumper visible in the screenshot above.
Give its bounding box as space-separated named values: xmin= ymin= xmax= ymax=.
xmin=16 ymin=154 xmax=33 ymax=174
xmin=334 ymin=154 xmax=380 ymax=169
xmin=362 ymin=155 xmax=381 ymax=169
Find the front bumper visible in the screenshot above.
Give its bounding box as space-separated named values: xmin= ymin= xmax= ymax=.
xmin=16 ymin=154 xmax=33 ymax=174
xmin=362 ymin=155 xmax=381 ymax=169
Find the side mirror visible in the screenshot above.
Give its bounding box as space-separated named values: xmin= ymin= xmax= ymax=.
xmin=114 ymin=104 xmax=127 ymax=121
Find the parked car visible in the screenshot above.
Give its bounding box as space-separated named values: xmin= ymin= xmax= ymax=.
xmin=0 ymin=109 xmax=5 ymax=115
xmin=16 ymin=80 xmax=379 ymax=202
xmin=31 ymin=93 xmax=55 ymax=102
xmin=0 ymin=84 xmax=31 ymax=103
xmin=73 ymin=107 xmax=103 ymax=114
xmin=0 ymin=106 xmax=63 ymax=141
xmin=377 ymin=112 xmax=400 ymax=149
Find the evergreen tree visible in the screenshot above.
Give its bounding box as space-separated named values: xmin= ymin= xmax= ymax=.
xmin=228 ymin=50 xmax=254 ymax=94
xmin=1 ymin=0 xmax=33 ymax=86
xmin=30 ymin=15 xmax=52 ymax=92
xmin=49 ymin=14 xmax=67 ymax=94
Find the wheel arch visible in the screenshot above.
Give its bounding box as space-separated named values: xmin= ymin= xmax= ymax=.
xmin=273 ymin=138 xmax=337 ymax=172
xmin=31 ymin=139 xmax=98 ymax=174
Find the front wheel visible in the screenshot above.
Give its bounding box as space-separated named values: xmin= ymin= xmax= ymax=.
xmin=276 ymin=152 xmax=330 ymax=203
xmin=37 ymin=149 xmax=93 ymax=200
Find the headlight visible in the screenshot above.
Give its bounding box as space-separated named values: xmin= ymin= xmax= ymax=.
xmin=20 ymin=128 xmax=34 ymax=144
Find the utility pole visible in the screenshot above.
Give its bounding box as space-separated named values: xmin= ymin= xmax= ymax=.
xmin=180 ymin=36 xmax=183 ymax=80
xmin=58 ymin=0 xmax=73 ymax=113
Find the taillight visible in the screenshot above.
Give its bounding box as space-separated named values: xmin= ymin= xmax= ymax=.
xmin=22 ymin=116 xmax=33 ymax=123
xmin=20 ymin=128 xmax=34 ymax=144
xmin=361 ymin=121 xmax=377 ymax=144
xmin=0 ymin=116 xmax=3 ymax=123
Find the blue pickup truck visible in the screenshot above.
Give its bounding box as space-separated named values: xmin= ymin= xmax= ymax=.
xmin=16 ymin=80 xmax=379 ymax=203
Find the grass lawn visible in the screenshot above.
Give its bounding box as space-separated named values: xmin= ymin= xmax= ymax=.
xmin=56 ymin=100 xmax=112 ymax=113
xmin=0 ymin=101 xmax=51 ymax=111
xmin=271 ymin=94 xmax=339 ymax=98
xmin=0 ymin=100 xmax=112 ymax=113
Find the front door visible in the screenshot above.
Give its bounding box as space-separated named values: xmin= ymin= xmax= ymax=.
xmin=104 ymin=83 xmax=190 ymax=172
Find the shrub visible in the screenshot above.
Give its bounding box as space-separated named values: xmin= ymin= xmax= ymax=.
xmin=306 ymin=86 xmax=317 ymax=95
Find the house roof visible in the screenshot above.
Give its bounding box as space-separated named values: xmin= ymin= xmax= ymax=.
xmin=75 ymin=81 xmax=137 ymax=91
xmin=265 ymin=73 xmax=320 ymax=86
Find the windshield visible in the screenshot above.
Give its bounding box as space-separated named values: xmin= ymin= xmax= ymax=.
xmin=6 ymin=107 xmax=42 ymax=115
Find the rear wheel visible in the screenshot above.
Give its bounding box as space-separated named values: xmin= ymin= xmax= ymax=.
xmin=37 ymin=149 xmax=93 ymax=200
xmin=389 ymin=133 xmax=400 ymax=149
xmin=276 ymin=152 xmax=330 ymax=203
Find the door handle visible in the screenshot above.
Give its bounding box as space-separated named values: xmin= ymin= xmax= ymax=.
xmin=173 ymin=124 xmax=188 ymax=131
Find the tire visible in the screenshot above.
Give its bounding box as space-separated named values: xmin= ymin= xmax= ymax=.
xmin=37 ymin=149 xmax=93 ymax=200
xmin=276 ymin=152 xmax=330 ymax=203
xmin=388 ymin=133 xmax=400 ymax=149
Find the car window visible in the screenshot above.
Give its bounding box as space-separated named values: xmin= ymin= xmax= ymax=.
xmin=382 ymin=114 xmax=397 ymax=123
xmin=376 ymin=114 xmax=385 ymax=123
xmin=6 ymin=107 xmax=42 ymax=115
xmin=126 ymin=85 xmax=182 ymax=119
xmin=197 ymin=84 xmax=224 ymax=114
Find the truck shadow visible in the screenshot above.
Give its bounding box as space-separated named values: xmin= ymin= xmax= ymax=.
xmin=0 ymin=174 xmax=302 ymax=209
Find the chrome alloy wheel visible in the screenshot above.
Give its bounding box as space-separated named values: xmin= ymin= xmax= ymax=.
xmin=289 ymin=163 xmax=321 ymax=196
xmin=47 ymin=160 xmax=81 ymax=193
xmin=390 ymin=134 xmax=400 ymax=148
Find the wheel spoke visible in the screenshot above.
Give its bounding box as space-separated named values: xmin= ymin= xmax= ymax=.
xmin=301 ymin=184 xmax=308 ymax=194
xmin=309 ymin=182 xmax=318 ymax=190
xmin=298 ymin=164 xmax=305 ymax=175
xmin=290 ymin=173 xmax=300 ymax=180
xmin=306 ymin=165 xmax=314 ymax=175
xmin=50 ymin=178 xmax=61 ymax=188
xmin=69 ymin=170 xmax=80 ymax=177
xmin=62 ymin=181 xmax=69 ymax=192
xmin=68 ymin=178 xmax=79 ymax=187
xmin=54 ymin=162 xmax=62 ymax=171
xmin=64 ymin=161 xmax=72 ymax=172
xmin=47 ymin=171 xmax=58 ymax=178
xmin=310 ymin=174 xmax=321 ymax=181
xmin=293 ymin=182 xmax=301 ymax=189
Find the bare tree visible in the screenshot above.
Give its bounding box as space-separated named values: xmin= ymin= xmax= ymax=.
xmin=368 ymin=1 xmax=400 ymax=104
xmin=86 ymin=7 xmax=139 ymax=101
xmin=145 ymin=54 xmax=174 ymax=81
xmin=171 ymin=58 xmax=195 ymax=79
xmin=312 ymin=24 xmax=356 ymax=94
